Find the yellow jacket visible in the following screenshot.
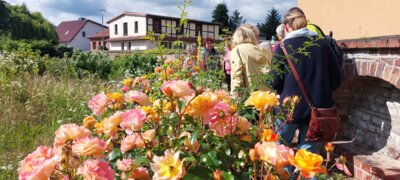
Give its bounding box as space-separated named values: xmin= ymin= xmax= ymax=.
xmin=230 ymin=43 xmax=272 ymax=95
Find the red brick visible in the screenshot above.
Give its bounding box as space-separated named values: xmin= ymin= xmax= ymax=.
xmin=380 ymin=57 xmax=395 ymax=65
xmin=357 ymin=40 xmax=368 ymax=48
xmin=376 ymin=39 xmax=388 ymax=48
xmin=396 ymin=77 xmax=400 ymax=90
xmin=361 ymin=161 xmax=372 ymax=173
xmin=382 ymin=65 xmax=394 ymax=82
xmin=376 ymin=63 xmax=385 ymax=78
xmin=389 ymin=68 xmax=400 ymax=85
xmin=395 ymin=59 xmax=400 ymax=67
xmin=388 ymin=38 xmax=400 ymax=48
xmin=366 ymin=40 xmax=378 ymax=48
xmin=370 ymin=167 xmax=384 ymax=178
xmin=369 ymin=62 xmax=377 ymax=76
xmin=355 ymin=168 xmax=363 ymax=179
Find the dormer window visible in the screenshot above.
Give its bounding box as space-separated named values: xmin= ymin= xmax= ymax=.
xmin=65 ymin=31 xmax=69 ymax=35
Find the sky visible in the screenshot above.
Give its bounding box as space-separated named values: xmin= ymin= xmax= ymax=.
xmin=5 ymin=0 xmax=297 ymax=26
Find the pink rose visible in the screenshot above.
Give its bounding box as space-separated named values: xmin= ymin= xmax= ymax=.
xmin=54 ymin=124 xmax=91 ymax=147
xmin=120 ymin=109 xmax=147 ymax=133
xmin=103 ymin=111 xmax=124 ymax=137
xmin=88 ymin=92 xmax=110 ymax=116
xmin=130 ymin=167 xmax=151 ymax=180
xmin=121 ymin=129 xmax=155 ymax=153
xmin=120 ymin=86 xmax=131 ymax=92
xmin=255 ymin=141 xmax=294 ymax=168
xmin=77 ymin=159 xmax=115 ymax=180
xmin=18 ymin=146 xmax=60 ymax=180
xmin=206 ymin=102 xmax=237 ymax=137
xmin=72 ymin=137 xmax=106 ymax=158
xmin=124 ymin=90 xmax=150 ymax=106
xmin=116 ymin=159 xmax=135 ymax=172
xmin=161 ymin=80 xmax=195 ymax=98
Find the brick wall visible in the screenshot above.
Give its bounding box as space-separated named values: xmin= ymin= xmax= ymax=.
xmin=334 ymin=36 xmax=400 ymax=179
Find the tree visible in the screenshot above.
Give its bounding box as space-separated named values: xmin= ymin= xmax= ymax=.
xmin=258 ymin=7 xmax=281 ymax=40
xmin=212 ymin=3 xmax=230 ymax=32
xmin=229 ymin=9 xmax=246 ymax=32
xmin=0 ymin=0 xmax=10 ymax=33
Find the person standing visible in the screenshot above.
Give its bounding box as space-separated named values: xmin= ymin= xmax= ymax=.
xmin=200 ymin=38 xmax=219 ymax=71
xmin=230 ymin=23 xmax=272 ymax=96
xmin=223 ymin=40 xmax=232 ymax=91
xmin=270 ymin=7 xmax=342 ymax=154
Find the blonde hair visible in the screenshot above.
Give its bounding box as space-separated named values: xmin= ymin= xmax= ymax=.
xmin=284 ymin=7 xmax=307 ymax=31
xmin=232 ymin=23 xmax=260 ymax=46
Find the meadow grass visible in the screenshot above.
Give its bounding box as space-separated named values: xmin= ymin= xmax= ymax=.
xmin=0 ymin=72 xmax=114 ymax=179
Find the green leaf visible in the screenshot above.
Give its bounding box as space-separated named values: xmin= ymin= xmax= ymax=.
xmin=190 ymin=131 xmax=198 ymax=145
xmin=135 ymin=156 xmax=150 ymax=166
xmin=201 ymin=151 xmax=222 ymax=169
xmin=183 ymin=165 xmax=213 ymax=180
xmin=106 ymin=148 xmax=122 ymax=161
xmin=222 ymin=171 xmax=235 ymax=180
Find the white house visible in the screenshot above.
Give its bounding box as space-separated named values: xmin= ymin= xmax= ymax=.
xmin=106 ymin=12 xmax=221 ymax=51
xmin=56 ymin=18 xmax=106 ymax=51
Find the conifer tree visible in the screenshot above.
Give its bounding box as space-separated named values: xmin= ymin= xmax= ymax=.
xmin=212 ymin=3 xmax=230 ymax=32
xmin=258 ymin=7 xmax=281 ymax=40
xmin=229 ymin=9 xmax=246 ymax=32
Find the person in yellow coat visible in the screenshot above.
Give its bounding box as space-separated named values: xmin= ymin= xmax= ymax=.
xmin=230 ymin=23 xmax=272 ymax=97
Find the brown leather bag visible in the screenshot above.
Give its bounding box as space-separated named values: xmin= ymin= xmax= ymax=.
xmin=281 ymin=44 xmax=341 ymax=142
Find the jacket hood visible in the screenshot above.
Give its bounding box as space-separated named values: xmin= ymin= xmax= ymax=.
xmin=236 ymin=43 xmax=271 ymax=64
xmin=283 ymin=27 xmax=318 ymax=41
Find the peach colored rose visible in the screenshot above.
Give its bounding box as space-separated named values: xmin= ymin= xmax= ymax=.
xmin=255 ymin=142 xmax=294 ymax=168
xmin=120 ymin=129 xmax=155 ymax=153
xmin=18 ymin=146 xmax=60 ymax=180
xmin=235 ymin=116 xmax=251 ymax=134
xmin=161 ymin=80 xmax=195 ymax=98
xmin=72 ymin=137 xmax=106 ymax=158
xmin=124 ymin=90 xmax=150 ymax=106
xmin=179 ymin=132 xmax=200 ymax=153
xmin=185 ymin=92 xmax=219 ymax=118
xmin=88 ymin=92 xmax=110 ymax=116
xmin=120 ymin=109 xmax=147 ymax=134
xmin=83 ymin=116 xmax=97 ymax=128
xmin=129 ymin=167 xmax=151 ymax=180
xmin=214 ymin=89 xmax=230 ymax=102
xmin=103 ymin=111 xmax=124 ymax=137
xmin=116 ymin=159 xmax=135 ymax=172
xmin=54 ymin=124 xmax=91 ymax=147
xmin=206 ymin=102 xmax=237 ymax=137
xmin=77 ymin=159 xmax=115 ymax=180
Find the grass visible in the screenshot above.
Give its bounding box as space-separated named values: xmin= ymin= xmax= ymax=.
xmin=0 ymin=72 xmax=114 ymax=179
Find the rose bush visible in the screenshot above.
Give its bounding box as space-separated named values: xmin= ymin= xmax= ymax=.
xmin=18 ymin=2 xmax=350 ymax=179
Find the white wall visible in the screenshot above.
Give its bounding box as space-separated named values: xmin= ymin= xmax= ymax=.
xmin=109 ymin=16 xmax=147 ymax=38
xmin=69 ymin=21 xmax=104 ymax=51
xmin=109 ymin=40 xmax=155 ymax=51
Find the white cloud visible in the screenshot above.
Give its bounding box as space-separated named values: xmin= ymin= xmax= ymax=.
xmin=5 ymin=0 xmax=296 ymax=26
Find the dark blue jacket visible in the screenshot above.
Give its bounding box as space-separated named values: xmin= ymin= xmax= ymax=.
xmin=271 ymin=36 xmax=342 ymax=124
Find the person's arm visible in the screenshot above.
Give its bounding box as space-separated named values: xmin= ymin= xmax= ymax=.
xmin=230 ymin=47 xmax=244 ymax=96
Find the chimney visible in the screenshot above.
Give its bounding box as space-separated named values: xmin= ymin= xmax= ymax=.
xmin=79 ymin=17 xmax=86 ymax=21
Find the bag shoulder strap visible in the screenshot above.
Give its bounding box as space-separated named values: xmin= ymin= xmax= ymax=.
xmin=280 ymin=43 xmax=314 ymax=108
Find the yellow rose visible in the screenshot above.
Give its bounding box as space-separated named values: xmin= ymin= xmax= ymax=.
xmin=289 ymin=149 xmax=327 ymax=178
xmin=245 ymin=91 xmax=279 ymax=113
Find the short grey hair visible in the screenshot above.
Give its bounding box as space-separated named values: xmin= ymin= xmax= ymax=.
xmin=276 ymin=24 xmax=284 ymax=36
xmin=232 ymin=23 xmax=260 ymax=47
xmin=186 ymin=43 xmax=198 ymax=54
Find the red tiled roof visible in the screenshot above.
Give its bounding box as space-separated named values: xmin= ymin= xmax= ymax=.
xmin=88 ymin=28 xmax=110 ymax=39
xmin=56 ymin=19 xmax=106 ymax=42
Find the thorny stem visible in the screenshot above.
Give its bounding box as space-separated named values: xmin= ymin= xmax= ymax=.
xmin=137 ymin=131 xmax=149 ymax=149
xmin=257 ymin=112 xmax=266 ymax=140
xmin=253 ymin=162 xmax=257 ymax=180
xmin=260 ymin=161 xmax=264 ymax=180
xmin=264 ymin=166 xmax=272 ymax=180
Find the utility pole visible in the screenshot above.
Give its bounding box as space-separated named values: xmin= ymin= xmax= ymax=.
xmin=100 ymin=9 xmax=105 ymax=50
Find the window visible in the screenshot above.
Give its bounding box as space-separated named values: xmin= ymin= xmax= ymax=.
xmin=114 ymin=24 xmax=118 ymax=35
xmin=121 ymin=42 xmax=124 ymax=50
xmin=195 ymin=24 xmax=202 ymax=36
xmin=82 ymin=31 xmax=86 ymax=37
xmin=92 ymin=41 xmax=97 ymax=49
xmin=123 ymin=22 xmax=128 ymax=36
xmin=128 ymin=42 xmax=131 ymax=50
xmin=134 ymin=21 xmax=138 ymax=33
xmin=153 ymin=19 xmax=161 ymax=33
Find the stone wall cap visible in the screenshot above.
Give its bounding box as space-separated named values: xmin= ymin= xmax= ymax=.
xmin=338 ymin=35 xmax=400 ymax=49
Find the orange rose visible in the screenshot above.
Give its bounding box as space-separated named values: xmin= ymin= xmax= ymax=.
xmin=83 ymin=116 xmax=97 ymax=128
xmin=260 ymin=129 xmax=279 ymax=142
xmin=289 ymin=149 xmax=327 ymax=178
